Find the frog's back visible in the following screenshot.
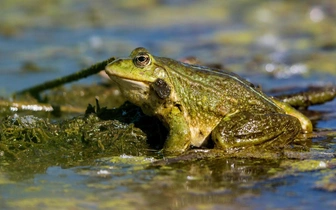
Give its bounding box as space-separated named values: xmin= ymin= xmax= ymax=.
xmin=157 ymin=57 xmax=282 ymax=117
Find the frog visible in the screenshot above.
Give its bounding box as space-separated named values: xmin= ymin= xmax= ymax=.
xmin=105 ymin=47 xmax=312 ymax=155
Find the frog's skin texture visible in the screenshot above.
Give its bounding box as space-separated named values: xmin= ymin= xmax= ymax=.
xmin=105 ymin=47 xmax=312 ymax=154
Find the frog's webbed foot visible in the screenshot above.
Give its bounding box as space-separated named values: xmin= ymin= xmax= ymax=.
xmin=212 ymin=111 xmax=302 ymax=150
xmin=161 ymin=137 xmax=190 ymax=156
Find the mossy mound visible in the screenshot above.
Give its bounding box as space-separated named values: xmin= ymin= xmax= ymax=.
xmin=0 ymin=111 xmax=148 ymax=179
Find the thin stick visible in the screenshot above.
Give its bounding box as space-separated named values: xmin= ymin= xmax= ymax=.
xmin=15 ymin=57 xmax=115 ymax=98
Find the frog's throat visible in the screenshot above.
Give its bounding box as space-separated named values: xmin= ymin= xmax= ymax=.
xmin=112 ymin=77 xmax=151 ymax=107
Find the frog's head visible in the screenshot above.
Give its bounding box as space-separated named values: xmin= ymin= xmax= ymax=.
xmin=105 ymin=47 xmax=172 ymax=105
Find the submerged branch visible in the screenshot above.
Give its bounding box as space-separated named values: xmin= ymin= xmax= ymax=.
xmin=0 ymin=99 xmax=86 ymax=114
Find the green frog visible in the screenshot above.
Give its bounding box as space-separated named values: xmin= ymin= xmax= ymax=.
xmin=105 ymin=47 xmax=312 ymax=154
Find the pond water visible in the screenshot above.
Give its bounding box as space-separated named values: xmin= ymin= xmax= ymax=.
xmin=1 ymin=1 xmax=336 ymax=209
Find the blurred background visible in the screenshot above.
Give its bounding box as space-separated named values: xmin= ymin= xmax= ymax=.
xmin=1 ymin=0 xmax=335 ymax=95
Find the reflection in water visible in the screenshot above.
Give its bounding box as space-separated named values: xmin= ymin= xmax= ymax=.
xmin=1 ymin=157 xmax=278 ymax=209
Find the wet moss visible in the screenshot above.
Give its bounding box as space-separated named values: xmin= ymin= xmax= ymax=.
xmin=280 ymin=159 xmax=329 ymax=172
xmin=314 ymin=159 xmax=336 ymax=192
xmin=0 ymin=111 xmax=148 ymax=179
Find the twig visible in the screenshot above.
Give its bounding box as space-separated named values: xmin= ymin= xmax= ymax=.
xmin=15 ymin=57 xmax=115 ymax=99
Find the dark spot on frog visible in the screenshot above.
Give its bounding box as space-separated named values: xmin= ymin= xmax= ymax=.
xmin=151 ymin=78 xmax=171 ymax=99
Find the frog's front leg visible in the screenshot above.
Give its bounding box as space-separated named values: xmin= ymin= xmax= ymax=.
xmin=162 ymin=106 xmax=191 ymax=155
xmin=212 ymin=111 xmax=302 ymax=150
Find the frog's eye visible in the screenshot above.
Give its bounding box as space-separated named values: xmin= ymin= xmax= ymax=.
xmin=134 ymin=53 xmax=151 ymax=68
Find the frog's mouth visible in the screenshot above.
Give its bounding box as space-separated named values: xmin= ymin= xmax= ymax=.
xmin=117 ymin=77 xmax=149 ymax=86
xmin=107 ymin=73 xmax=150 ymax=86
xmin=105 ymin=67 xmax=153 ymax=85
xmin=106 ymin=73 xmax=150 ymax=94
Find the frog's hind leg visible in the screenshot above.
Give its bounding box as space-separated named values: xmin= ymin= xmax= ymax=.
xmin=212 ymin=111 xmax=302 ymax=150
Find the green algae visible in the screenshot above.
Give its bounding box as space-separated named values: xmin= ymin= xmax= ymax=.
xmin=315 ymin=164 xmax=336 ymax=192
xmin=280 ymin=159 xmax=331 ymax=172
xmin=0 ymin=112 xmax=148 ymax=180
